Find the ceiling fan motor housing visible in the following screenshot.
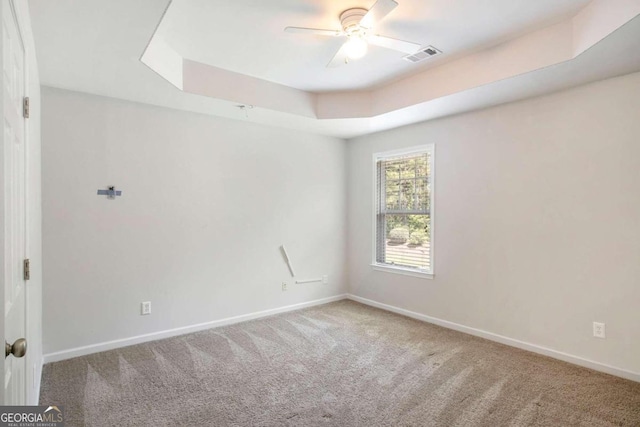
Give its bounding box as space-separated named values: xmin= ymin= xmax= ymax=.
xmin=340 ymin=8 xmax=368 ymax=34
xmin=284 ymin=0 xmax=420 ymax=67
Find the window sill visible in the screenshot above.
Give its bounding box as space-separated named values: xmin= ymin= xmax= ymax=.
xmin=371 ymin=264 xmax=434 ymax=279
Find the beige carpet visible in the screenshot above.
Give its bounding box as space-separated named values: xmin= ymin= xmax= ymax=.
xmin=40 ymin=300 xmax=640 ymax=426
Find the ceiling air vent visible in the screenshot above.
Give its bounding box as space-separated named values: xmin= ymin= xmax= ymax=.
xmin=403 ymin=46 xmax=442 ymax=63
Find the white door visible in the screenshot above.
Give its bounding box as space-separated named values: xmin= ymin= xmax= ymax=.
xmin=2 ymin=0 xmax=27 ymax=406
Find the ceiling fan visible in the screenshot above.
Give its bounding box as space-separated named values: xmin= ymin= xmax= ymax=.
xmin=285 ymin=0 xmax=421 ymax=67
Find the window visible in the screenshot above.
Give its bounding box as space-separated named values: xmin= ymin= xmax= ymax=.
xmin=373 ymin=145 xmax=434 ymax=278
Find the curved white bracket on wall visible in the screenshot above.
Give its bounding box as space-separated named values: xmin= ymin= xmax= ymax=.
xmin=280 ymin=245 xmax=296 ymax=278
xmin=295 ymin=278 xmax=323 ymax=284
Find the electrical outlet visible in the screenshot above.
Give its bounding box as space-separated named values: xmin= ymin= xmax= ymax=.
xmin=282 ymin=282 xmax=288 ymax=292
xmin=322 ymin=275 xmax=328 ymax=285
xmin=593 ymin=322 xmax=605 ymax=338
xmin=141 ymin=301 xmax=151 ymax=315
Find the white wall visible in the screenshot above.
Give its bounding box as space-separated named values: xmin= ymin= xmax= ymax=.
xmin=41 ymin=87 xmax=347 ymax=355
xmin=41 ymin=71 xmax=640 ymax=378
xmin=347 ymin=72 xmax=640 ymax=375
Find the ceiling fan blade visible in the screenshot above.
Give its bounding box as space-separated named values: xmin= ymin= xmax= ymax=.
xmin=285 ymin=27 xmax=343 ymax=37
xmin=368 ymin=34 xmax=420 ymax=54
xmin=360 ymin=0 xmax=398 ymax=29
xmin=327 ymin=42 xmax=351 ymax=68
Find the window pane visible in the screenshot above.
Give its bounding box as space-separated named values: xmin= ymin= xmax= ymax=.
xmin=376 ymin=148 xmax=433 ymax=274
xmin=385 ymin=163 xmax=399 ymax=180
xmin=416 ymin=178 xmax=429 ymax=211
xmin=384 ymin=214 xmax=431 ymax=270
xmin=399 ymin=179 xmax=416 ymax=210
xmin=385 ymin=186 xmax=399 ymax=211
xmin=416 ymin=155 xmax=428 ymax=176
xmin=399 ymin=158 xmax=415 ymax=179
xmin=383 ymin=154 xmax=429 ymax=213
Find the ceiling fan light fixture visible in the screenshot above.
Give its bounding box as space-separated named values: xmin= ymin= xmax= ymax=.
xmin=344 ymin=35 xmax=368 ymax=59
xmin=284 ymin=0 xmax=418 ymax=67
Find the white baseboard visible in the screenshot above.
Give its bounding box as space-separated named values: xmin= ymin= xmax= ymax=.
xmin=43 ymin=294 xmax=348 ymax=364
xmin=347 ymin=294 xmax=640 ymax=383
xmin=43 ymin=292 xmax=640 ymax=383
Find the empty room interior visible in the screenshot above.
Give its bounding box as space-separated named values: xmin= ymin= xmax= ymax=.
xmin=1 ymin=0 xmax=639 ymax=425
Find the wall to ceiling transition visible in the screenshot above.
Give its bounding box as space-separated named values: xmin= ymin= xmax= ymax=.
xmin=347 ymin=71 xmax=640 ymax=375
xmin=41 ymin=87 xmax=347 ymax=356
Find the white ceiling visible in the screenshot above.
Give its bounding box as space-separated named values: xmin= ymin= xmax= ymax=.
xmin=161 ymin=0 xmax=591 ymax=92
xmin=27 ymin=0 xmax=640 ymax=139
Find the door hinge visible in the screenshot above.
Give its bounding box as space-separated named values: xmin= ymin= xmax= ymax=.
xmin=23 ymin=259 xmax=30 ymax=281
xmin=23 ymin=97 xmax=29 ymax=119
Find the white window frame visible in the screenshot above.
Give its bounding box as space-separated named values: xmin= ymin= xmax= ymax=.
xmin=371 ymin=144 xmax=435 ymax=279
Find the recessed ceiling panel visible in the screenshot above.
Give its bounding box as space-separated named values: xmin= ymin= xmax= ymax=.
xmin=159 ymin=0 xmax=592 ymax=92
xmin=28 ymin=0 xmax=640 ymax=138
